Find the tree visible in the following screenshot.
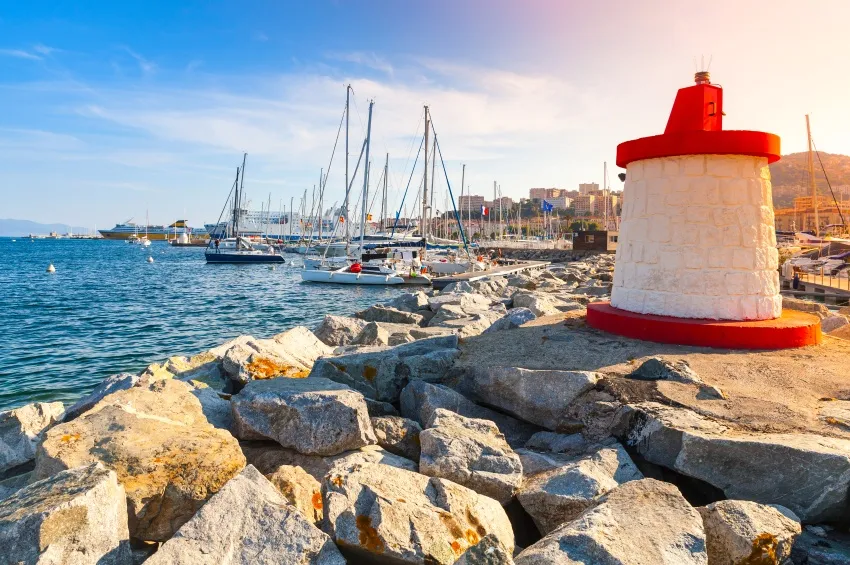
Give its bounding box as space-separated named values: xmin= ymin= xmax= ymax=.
xmin=587 ymin=222 xmax=599 ymax=231
xmin=569 ymin=221 xmax=583 ymax=232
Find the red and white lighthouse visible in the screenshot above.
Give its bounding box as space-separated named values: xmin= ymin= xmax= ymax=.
xmin=587 ymin=72 xmax=822 ymax=349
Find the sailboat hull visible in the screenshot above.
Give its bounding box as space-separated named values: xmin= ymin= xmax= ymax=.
xmin=300 ymin=268 xmax=404 ymax=285
xmin=205 ymin=251 xmax=285 ymax=264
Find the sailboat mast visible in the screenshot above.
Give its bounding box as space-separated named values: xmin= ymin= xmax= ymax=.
xmin=345 ymin=85 xmax=351 ymax=242
xmin=239 ymin=153 xmax=247 ymax=237
xmin=604 ymin=161 xmax=608 ymax=231
xmin=422 ymin=106 xmax=429 ymax=240
xmin=318 ymin=168 xmax=323 ymax=242
xmin=382 ymin=153 xmax=388 ymax=233
xmin=806 ymin=114 xmax=819 ymax=236
xmin=289 ymin=196 xmax=294 ymax=241
xmin=232 ymin=167 xmax=240 ymax=238
xmin=359 ymin=100 xmax=375 ymax=260
xmin=430 ymin=132 xmax=437 ymax=238
xmin=460 ymin=164 xmax=466 ymax=242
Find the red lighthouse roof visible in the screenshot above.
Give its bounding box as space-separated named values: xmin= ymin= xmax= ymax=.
xmin=616 ymin=72 xmax=781 ymax=168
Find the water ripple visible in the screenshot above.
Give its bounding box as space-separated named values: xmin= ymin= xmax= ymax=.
xmin=0 ymin=239 xmax=405 ymax=410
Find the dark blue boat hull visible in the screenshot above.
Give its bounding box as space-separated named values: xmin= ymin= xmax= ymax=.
xmin=205 ymin=251 xmax=285 ymax=264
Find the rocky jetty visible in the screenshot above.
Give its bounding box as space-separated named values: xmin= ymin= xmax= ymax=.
xmin=3 ymin=252 xmax=849 ymax=563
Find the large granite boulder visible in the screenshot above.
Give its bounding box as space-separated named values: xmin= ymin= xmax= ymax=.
xmin=0 ymin=472 xmax=30 ymax=502
xmin=615 ymin=402 xmax=850 ymax=522
xmin=313 ymin=314 xmax=368 ymax=346
xmin=420 ymin=409 xmax=522 ymax=504
xmin=222 ymin=327 xmax=332 ymax=384
xmin=428 ymin=292 xmax=492 ymax=313
xmin=449 ymin=367 xmax=599 ymax=431
xmin=523 ymin=431 xmax=587 ymax=455
xmin=386 ymin=291 xmax=430 ymax=313
xmin=34 ymin=379 xmax=246 ymax=541
xmin=231 ymin=377 xmax=375 ymax=456
xmin=400 ymin=381 xmax=540 ymax=448
xmin=241 ymin=442 xmax=417 ymax=481
xmin=353 ymin=321 xmax=391 ymax=346
xmin=484 ymin=307 xmax=537 ymax=333
xmin=309 ymin=336 xmax=460 ymax=403
xmin=265 ymin=464 xmax=324 ymax=524
xmin=0 ymin=401 xmax=64 ymax=475
xmin=517 ymin=443 xmax=643 ymax=534
xmin=147 ymin=465 xmax=344 ymax=565
xmin=0 ymin=463 xmax=131 ymax=564
xmin=515 ymin=479 xmax=708 ymax=565
xmin=510 ymin=291 xmax=561 ymax=317
xmin=323 ymin=461 xmax=514 ymax=564
xmin=429 ymin=304 xmax=471 ymax=326
xmin=431 ymin=310 xmax=505 ymax=338
xmin=782 ymin=296 xmax=829 ymax=318
xmin=698 ymin=500 xmax=801 ymax=565
xmin=63 ymin=373 xmax=139 ymax=422
xmin=356 ymin=305 xmax=425 ymax=325
xmin=188 ymin=383 xmax=234 ymax=431
xmin=455 ymin=533 xmax=515 ymax=564
xmin=371 ymin=416 xmax=422 ymax=461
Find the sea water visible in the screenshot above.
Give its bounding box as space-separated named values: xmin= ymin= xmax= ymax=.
xmin=0 ymin=238 xmax=406 ymax=410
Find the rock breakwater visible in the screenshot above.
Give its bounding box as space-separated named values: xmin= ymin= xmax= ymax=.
xmin=1 ymin=253 xmax=848 ymax=563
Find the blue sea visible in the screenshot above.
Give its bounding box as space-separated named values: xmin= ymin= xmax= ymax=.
xmin=0 ymin=238 xmax=406 ymax=411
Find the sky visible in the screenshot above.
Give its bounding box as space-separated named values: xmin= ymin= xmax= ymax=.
xmin=1 ymin=0 xmax=849 ymax=229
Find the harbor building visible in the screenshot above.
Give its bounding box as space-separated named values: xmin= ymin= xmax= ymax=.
xmin=459 ymin=195 xmax=486 ymax=212
xmin=774 ymin=195 xmax=850 ymax=233
xmin=579 ymin=183 xmax=600 ymax=195
xmin=529 ymin=188 xmax=563 ymax=201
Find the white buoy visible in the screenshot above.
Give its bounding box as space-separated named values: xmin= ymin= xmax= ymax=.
xmin=147 ymin=256 xmax=154 ymax=263
xmin=269 ymin=265 xmax=276 ymax=271
xmin=46 ymin=263 xmax=56 ymax=273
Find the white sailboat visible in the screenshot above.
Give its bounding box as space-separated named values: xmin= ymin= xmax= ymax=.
xmin=302 ymin=100 xmax=405 ymax=285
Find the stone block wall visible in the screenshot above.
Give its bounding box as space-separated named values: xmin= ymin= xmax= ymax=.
xmin=611 ymin=154 xmax=781 ymax=320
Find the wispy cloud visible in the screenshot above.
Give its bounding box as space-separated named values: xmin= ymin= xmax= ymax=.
xmin=0 ymin=48 xmax=43 ymax=61
xmin=252 ymin=31 xmax=269 ymax=42
xmin=32 ymin=44 xmax=59 ymax=56
xmin=123 ymin=47 xmax=156 ymax=74
xmin=328 ymin=51 xmax=394 ymax=76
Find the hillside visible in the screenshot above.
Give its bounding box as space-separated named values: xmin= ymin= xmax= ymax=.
xmin=769 ymin=151 xmax=850 ymax=208
xmin=0 ymin=219 xmax=89 ymax=237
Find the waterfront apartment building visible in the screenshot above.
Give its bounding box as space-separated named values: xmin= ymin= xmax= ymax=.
xmin=529 ymin=188 xmax=563 ymax=201
xmin=574 ymin=192 xmax=619 ymax=216
xmin=774 ymin=194 xmax=850 ymax=233
xmin=548 ymin=196 xmax=573 ymax=209
xmin=573 ymin=194 xmax=596 ymax=216
xmin=459 ymin=194 xmax=485 ymax=212
xmin=579 ymin=183 xmax=600 ymax=195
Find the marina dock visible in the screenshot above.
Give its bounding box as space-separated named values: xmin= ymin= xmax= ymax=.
xmin=432 ymin=260 xmax=550 ymax=290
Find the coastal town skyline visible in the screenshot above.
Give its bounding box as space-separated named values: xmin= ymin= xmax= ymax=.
xmin=1 ymin=0 xmax=848 ymax=228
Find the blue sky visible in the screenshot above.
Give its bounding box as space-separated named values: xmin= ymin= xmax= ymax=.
xmin=1 ymin=0 xmax=848 ymax=228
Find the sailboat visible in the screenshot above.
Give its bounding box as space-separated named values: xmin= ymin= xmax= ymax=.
xmin=206 ymin=154 xmax=286 ymax=264
xmin=302 ymin=100 xmax=405 ymax=285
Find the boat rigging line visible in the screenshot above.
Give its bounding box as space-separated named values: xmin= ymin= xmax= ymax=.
xmin=811 ymin=137 xmax=847 ymax=229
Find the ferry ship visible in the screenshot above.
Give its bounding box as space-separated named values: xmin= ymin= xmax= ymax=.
xmin=99 ymin=219 xmax=195 ymax=241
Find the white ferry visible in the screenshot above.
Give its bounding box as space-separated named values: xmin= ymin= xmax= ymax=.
xmin=99 ymin=220 xmax=195 ymax=241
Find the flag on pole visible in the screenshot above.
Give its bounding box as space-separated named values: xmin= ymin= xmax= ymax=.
xmin=481 ymin=206 xmax=489 ymax=216
xmin=541 ymin=199 xmax=554 ymax=212
xmin=339 ymin=216 xmax=345 ymax=223
xmin=366 ymin=214 xmax=373 ymax=221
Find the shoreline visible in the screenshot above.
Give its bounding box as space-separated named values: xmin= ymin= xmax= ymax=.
xmin=2 ymin=253 xmax=850 ymax=563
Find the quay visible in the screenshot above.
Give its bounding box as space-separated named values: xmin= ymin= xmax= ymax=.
xmin=431 ymin=260 xmax=550 ymax=290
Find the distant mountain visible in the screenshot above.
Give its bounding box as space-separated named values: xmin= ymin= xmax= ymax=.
xmin=770 ymin=152 xmax=850 ymax=208
xmin=0 ymin=219 xmax=91 ymax=237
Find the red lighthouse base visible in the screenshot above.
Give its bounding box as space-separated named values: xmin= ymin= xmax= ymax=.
xmin=586 ymin=302 xmax=822 ymax=350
